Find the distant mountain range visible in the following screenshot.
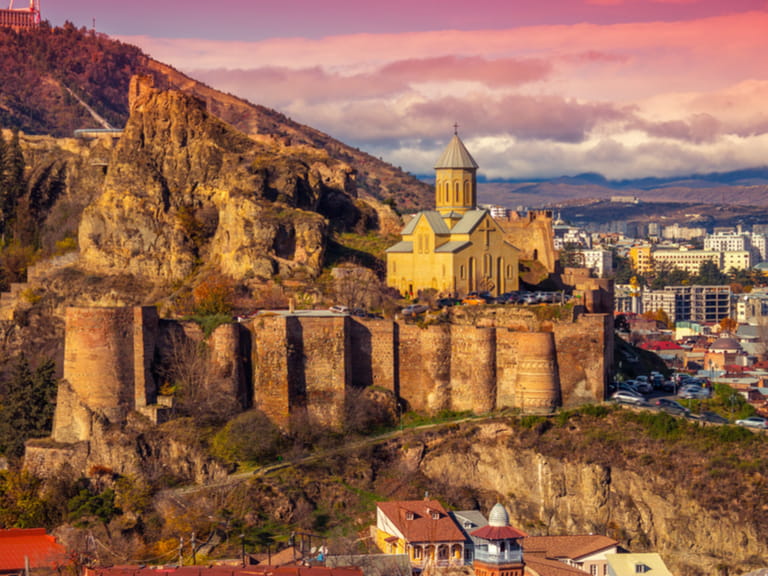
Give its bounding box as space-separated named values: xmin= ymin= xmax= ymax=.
xmin=476 ymin=167 xmax=768 ymax=214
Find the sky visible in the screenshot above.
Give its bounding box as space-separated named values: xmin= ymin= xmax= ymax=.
xmin=41 ymin=0 xmax=768 ymax=181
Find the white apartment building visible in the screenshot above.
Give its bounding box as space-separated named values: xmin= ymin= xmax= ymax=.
xmin=553 ymin=225 xmax=591 ymax=250
xmin=580 ymin=249 xmax=613 ymax=278
xmin=751 ymin=233 xmax=768 ymax=262
xmin=704 ymin=232 xmax=751 ymax=252
xmin=722 ymin=250 xmax=752 ymax=271
xmin=662 ymin=224 xmax=706 ymax=241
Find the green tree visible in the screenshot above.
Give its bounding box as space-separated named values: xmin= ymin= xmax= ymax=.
xmin=0 ymin=356 xmax=57 ymax=459
xmin=695 ymin=259 xmax=727 ymax=285
xmin=0 ymin=469 xmax=47 ymax=528
xmin=612 ymin=253 xmax=635 ymax=284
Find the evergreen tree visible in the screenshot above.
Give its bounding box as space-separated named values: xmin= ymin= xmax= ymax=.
xmin=0 ymin=129 xmax=25 ymax=238
xmin=695 ymin=259 xmax=727 ymax=286
xmin=0 ymin=356 xmax=57 ymax=459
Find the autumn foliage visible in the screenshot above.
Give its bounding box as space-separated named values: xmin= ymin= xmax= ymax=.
xmin=192 ymin=274 xmax=235 ymax=316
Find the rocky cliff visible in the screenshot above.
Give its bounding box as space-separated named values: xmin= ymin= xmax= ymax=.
xmin=79 ymin=76 xmax=350 ymax=283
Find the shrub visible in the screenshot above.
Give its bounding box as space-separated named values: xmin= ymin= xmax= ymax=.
xmin=210 ymin=410 xmax=286 ymax=465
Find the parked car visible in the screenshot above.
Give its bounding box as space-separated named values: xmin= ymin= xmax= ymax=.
xmin=329 ymin=305 xmax=349 ymax=314
xmin=611 ymin=390 xmax=645 ymax=405
xmin=678 ymin=386 xmax=711 ymax=399
xmin=462 ymin=295 xmax=486 ymax=305
xmin=401 ymin=304 xmax=429 ymax=317
xmin=519 ymin=292 xmax=539 ymax=305
xmin=437 ymin=297 xmax=461 ymax=308
xmin=735 ymin=416 xmax=768 ymax=429
xmin=655 ymin=398 xmax=690 ymax=415
xmin=634 ymin=380 xmax=653 ymax=394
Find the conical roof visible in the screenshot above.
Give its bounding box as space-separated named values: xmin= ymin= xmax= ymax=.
xmin=434 ymin=133 xmax=479 ymax=170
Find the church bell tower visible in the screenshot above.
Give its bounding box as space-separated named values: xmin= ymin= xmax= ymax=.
xmin=434 ymin=127 xmax=478 ymax=217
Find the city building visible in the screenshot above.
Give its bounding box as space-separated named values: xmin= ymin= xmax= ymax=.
xmin=580 ymin=249 xmax=613 ymax=278
xmin=386 ymin=132 xmax=520 ymax=297
xmin=641 ymin=285 xmax=731 ymax=323
xmin=651 ymin=248 xmax=721 ymax=275
xmin=704 ymin=232 xmax=751 ymax=252
xmin=662 ymin=224 xmax=706 ymax=241
xmin=628 ymin=245 xmax=653 ymax=275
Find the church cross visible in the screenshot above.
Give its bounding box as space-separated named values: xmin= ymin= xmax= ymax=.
xmin=478 ymin=217 xmax=496 ymax=247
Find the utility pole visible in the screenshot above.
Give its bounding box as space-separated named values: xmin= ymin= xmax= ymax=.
xmin=191 ymin=532 xmax=197 ymax=565
xmin=179 ymin=537 xmax=184 ymax=567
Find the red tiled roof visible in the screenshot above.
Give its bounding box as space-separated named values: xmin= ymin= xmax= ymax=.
xmin=86 ymin=566 xmax=363 ymax=576
xmin=377 ymin=500 xmax=465 ymax=543
xmin=639 ymin=341 xmax=682 ymax=351
xmin=471 ymin=525 xmax=527 ymax=540
xmin=524 ymin=553 xmax=590 ymax=576
xmin=522 ymin=535 xmax=618 ymax=561
xmin=0 ymin=528 xmax=66 ymax=571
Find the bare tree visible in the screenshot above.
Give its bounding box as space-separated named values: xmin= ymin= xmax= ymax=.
xmin=156 ymin=325 xmax=239 ymax=421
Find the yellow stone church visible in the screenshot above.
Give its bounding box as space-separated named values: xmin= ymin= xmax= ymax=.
xmin=386 ymin=132 xmax=520 ymax=297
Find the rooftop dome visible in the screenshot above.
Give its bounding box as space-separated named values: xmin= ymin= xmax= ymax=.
xmin=488 ymin=503 xmax=509 ymax=527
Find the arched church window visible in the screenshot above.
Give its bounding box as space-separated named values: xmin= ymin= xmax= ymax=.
xmin=464 ymin=180 xmax=470 ymax=205
xmin=460 ymin=265 xmax=466 ymax=279
xmin=455 ymin=181 xmax=460 ymax=203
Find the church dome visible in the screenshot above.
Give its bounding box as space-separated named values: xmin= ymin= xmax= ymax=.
xmin=488 ymin=503 xmax=509 ymax=527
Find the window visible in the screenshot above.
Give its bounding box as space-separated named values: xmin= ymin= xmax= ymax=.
xmin=406 ymin=512 xmax=415 ymax=520
xmin=460 ymin=265 xmax=466 ymax=279
xmin=590 ymin=565 xmax=597 ymax=576
xmin=413 ymin=547 xmax=422 ymax=559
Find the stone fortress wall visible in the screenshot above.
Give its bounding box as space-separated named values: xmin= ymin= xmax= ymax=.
xmin=42 ymin=305 xmax=611 ymax=462
xmin=28 ymin=304 xmax=611 ymax=477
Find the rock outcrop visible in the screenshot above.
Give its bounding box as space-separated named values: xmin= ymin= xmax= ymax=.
xmin=79 ymin=77 xmax=367 ymax=283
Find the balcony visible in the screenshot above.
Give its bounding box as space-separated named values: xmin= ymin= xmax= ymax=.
xmin=473 ymin=548 xmax=524 ymax=564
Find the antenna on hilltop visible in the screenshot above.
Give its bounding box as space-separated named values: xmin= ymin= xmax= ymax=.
xmin=453 ymin=122 xmax=459 ymax=135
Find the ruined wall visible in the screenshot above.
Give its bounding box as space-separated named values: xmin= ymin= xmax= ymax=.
xmin=501 ymin=211 xmax=557 ymax=273
xmin=398 ymin=323 xmax=452 ymax=413
xmin=209 ymin=322 xmax=251 ymax=410
xmin=349 ymin=319 xmax=397 ymax=393
xmin=554 ymin=314 xmax=612 ymax=404
xmin=291 ymin=316 xmax=349 ymax=429
xmin=449 ymin=325 xmax=496 ymax=413
xmin=251 ymin=315 xmax=292 ymax=430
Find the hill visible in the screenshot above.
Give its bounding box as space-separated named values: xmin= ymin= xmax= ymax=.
xmin=0 ymin=23 xmax=432 ymax=213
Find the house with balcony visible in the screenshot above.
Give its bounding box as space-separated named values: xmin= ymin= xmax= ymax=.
xmin=374 ymin=499 xmax=466 ymax=571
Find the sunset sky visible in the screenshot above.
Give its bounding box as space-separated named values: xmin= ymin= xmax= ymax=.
xmin=43 ymin=1 xmax=768 ymax=181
